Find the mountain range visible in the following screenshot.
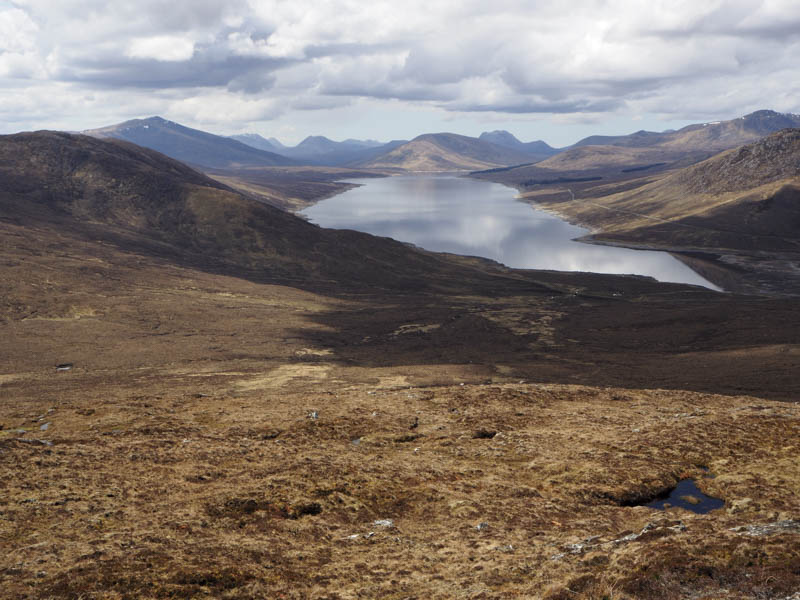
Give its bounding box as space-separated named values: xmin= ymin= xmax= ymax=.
xmin=231 ymin=133 xmax=406 ymax=166
xmin=534 ymin=109 xmax=800 ymax=172
xmin=352 ymin=132 xmax=542 ymax=171
xmin=572 ymin=109 xmax=800 ymax=150
xmin=86 ymin=117 xmax=560 ymax=171
xmin=83 ymin=110 xmax=800 ymax=176
xmin=228 ymin=133 xmax=288 ymax=152
xmin=472 ymin=110 xmax=800 ymax=186
xmin=479 ymin=130 xmax=559 ymax=158
xmin=84 ymin=117 xmax=298 ymax=169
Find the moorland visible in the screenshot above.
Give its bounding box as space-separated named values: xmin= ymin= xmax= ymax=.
xmin=1 ymin=112 xmax=799 ymax=599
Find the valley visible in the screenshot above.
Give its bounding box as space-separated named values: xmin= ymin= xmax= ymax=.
xmin=5 ymin=1 xmax=800 ymax=596
xmin=2 ymin=113 xmax=799 ymax=599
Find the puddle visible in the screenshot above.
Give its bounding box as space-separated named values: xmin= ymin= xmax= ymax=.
xmin=646 ymin=479 xmax=724 ymax=514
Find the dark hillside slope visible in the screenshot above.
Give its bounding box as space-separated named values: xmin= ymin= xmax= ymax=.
xmin=0 ymin=131 xmax=540 ymax=292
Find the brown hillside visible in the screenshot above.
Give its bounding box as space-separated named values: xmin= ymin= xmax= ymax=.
xmin=359 ymin=133 xmax=535 ymax=171
xmin=552 ymin=129 xmax=800 ymax=251
xmin=2 ymin=130 xmax=800 ymax=599
xmin=0 ymin=131 xmax=509 ymax=290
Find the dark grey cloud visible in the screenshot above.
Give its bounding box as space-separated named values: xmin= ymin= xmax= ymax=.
xmin=60 ymin=50 xmax=293 ymax=90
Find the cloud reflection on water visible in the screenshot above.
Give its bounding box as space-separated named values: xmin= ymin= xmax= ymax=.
xmin=301 ymin=175 xmax=720 ymax=290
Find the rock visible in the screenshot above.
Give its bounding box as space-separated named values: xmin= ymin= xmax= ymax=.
xmin=15 ymin=438 xmax=53 ymax=447
xmin=730 ymin=520 xmax=800 ymax=537
xmin=373 ymin=519 xmax=394 ymax=528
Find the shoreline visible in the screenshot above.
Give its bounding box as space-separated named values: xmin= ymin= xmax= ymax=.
xmin=479 ymin=178 xmax=800 ymax=296
xmin=303 ymin=173 xmax=727 ymax=292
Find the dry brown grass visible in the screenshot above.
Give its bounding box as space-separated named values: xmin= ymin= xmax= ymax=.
xmin=2 ymin=131 xmax=799 ymax=598
xmin=2 ymin=376 xmax=798 ymax=599
xmin=1 ymin=223 xmax=799 ymax=599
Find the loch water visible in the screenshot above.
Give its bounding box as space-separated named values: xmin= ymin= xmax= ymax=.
xmin=300 ymin=175 xmax=721 ymax=290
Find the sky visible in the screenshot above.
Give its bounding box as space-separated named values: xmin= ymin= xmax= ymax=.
xmin=1 ymin=0 xmax=799 ymax=147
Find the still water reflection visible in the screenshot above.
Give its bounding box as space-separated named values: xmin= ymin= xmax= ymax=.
xmin=300 ymin=175 xmax=720 ymax=290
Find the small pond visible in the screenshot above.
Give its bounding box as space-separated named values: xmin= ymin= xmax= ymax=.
xmin=646 ymin=479 xmax=725 ymax=514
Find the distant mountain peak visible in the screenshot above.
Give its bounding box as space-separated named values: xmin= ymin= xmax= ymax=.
xmin=84 ymin=117 xmax=298 ymax=169
xmin=357 ymin=131 xmax=545 ymax=171
xmin=479 ymin=130 xmax=522 ymax=145
xmin=300 ymin=135 xmax=333 ymax=143
xmin=478 ymin=130 xmax=558 ymax=157
xmin=743 ymin=109 xmax=783 ymax=118
xmin=229 ymin=133 xmax=283 ymax=153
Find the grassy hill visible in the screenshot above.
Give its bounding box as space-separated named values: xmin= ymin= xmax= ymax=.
xmin=548 ymin=129 xmax=800 ymax=251
xmin=357 ymin=132 xmax=537 ymax=171
xmin=0 ymin=131 xmax=486 ymax=287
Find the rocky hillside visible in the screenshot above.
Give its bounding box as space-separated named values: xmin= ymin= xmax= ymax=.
xmin=670 ymin=127 xmax=800 ymax=194
xmin=523 ymin=129 xmax=800 ymax=259
xmin=573 ymin=109 xmax=800 ymax=152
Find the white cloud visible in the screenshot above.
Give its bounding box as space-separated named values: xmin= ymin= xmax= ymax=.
xmin=1 ymin=0 xmax=799 ymax=142
xmin=126 ymin=36 xmax=196 ymax=62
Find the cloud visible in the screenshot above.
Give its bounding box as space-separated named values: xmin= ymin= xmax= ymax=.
xmin=125 ymin=36 xmax=196 ymax=62
xmin=1 ymin=0 xmax=799 ymax=137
